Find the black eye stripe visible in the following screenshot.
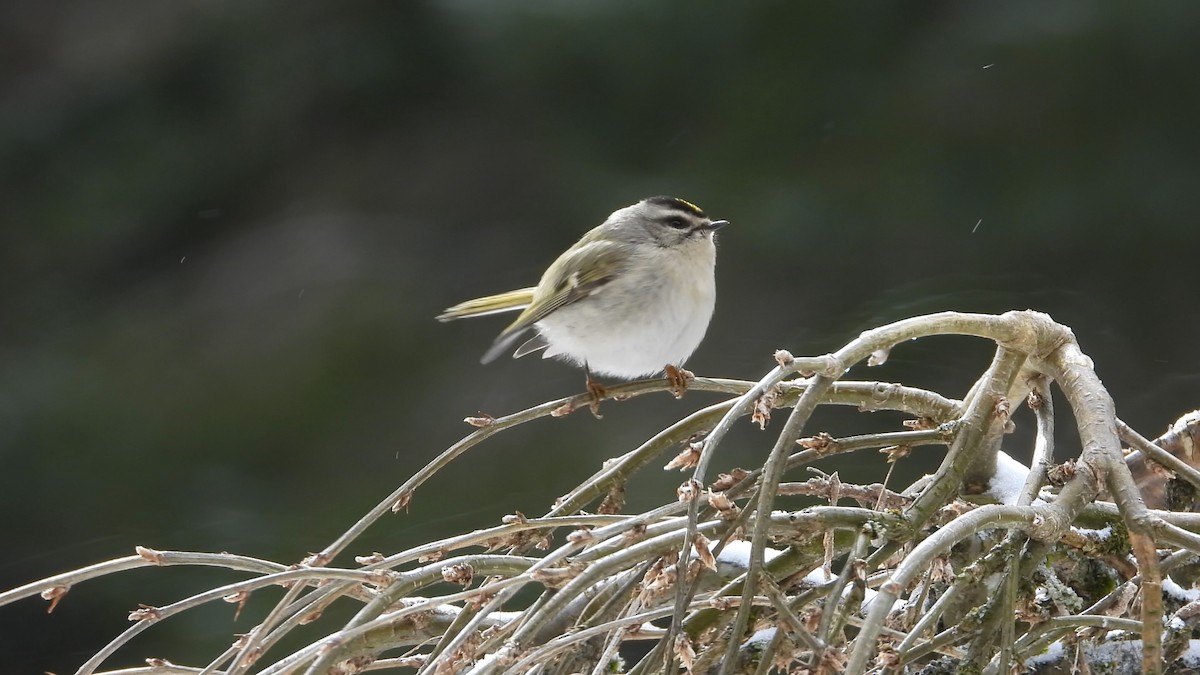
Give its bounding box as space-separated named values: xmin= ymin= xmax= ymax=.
xmin=659 ymin=213 xmax=693 ymax=229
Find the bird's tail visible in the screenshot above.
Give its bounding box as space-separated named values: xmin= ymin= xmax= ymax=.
xmin=436 ymin=288 xmax=536 ymax=322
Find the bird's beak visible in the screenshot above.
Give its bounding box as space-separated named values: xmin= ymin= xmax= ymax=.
xmin=705 ymin=219 xmax=730 ymax=231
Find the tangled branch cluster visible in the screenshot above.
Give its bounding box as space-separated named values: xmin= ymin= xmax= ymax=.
xmin=4 ymin=311 xmax=1200 ymax=674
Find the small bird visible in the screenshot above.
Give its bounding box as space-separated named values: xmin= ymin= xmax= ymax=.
xmin=438 ymin=196 xmax=727 ymax=414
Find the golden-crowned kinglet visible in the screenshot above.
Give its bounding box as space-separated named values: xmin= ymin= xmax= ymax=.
xmin=438 ymin=196 xmax=727 ymax=392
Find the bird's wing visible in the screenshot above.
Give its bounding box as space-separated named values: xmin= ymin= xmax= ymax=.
xmin=436 ymin=288 xmax=536 ymax=321
xmin=513 ymin=333 xmax=550 ymax=358
xmin=480 ymin=240 xmax=624 ymax=364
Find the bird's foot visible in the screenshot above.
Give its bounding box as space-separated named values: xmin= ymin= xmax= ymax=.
xmin=664 ymin=364 xmax=693 ymax=399
xmin=585 ymin=373 xmax=607 ymax=419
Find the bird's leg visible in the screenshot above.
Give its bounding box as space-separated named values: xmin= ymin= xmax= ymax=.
xmin=585 ymin=365 xmax=606 ymax=418
xmin=664 ymin=364 xmax=693 ymax=399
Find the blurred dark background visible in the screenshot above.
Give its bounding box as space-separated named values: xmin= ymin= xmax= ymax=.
xmin=2 ymin=1 xmax=1198 ymax=671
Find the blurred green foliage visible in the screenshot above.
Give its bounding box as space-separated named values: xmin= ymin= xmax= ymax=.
xmin=2 ymin=1 xmax=1198 ymax=670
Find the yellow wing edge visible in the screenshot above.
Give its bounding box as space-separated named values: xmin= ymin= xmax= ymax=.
xmin=436 ymin=288 xmax=537 ymax=322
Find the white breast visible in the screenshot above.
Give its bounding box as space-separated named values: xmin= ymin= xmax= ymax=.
xmin=534 ymin=239 xmax=717 ymax=378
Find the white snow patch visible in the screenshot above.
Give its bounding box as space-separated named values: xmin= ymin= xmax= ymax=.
xmin=1182 ymin=639 xmax=1200 ymax=665
xmin=859 ymin=586 xmax=901 ymax=615
xmin=803 ymin=567 xmax=833 ymax=585
xmin=1023 ymin=640 xmax=1065 ymax=667
xmin=860 ymin=585 xmax=878 ymax=607
xmin=1163 ymin=576 xmax=1200 ymax=602
xmin=705 ymin=538 xmax=782 ymax=576
xmin=795 ymin=566 xmax=888 ymax=615
xmin=986 ymin=451 xmax=1031 ymax=505
xmin=1071 ymin=525 xmax=1113 ymax=540
xmin=714 ymin=540 xmax=781 ymax=570
xmin=1025 ymin=639 xmax=1200 ymax=670
xmin=746 ymin=627 xmax=777 ymax=647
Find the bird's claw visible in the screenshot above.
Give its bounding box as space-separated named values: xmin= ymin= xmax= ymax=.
xmin=585 ymin=374 xmax=606 ymax=418
xmin=664 ymin=365 xmax=693 ymax=399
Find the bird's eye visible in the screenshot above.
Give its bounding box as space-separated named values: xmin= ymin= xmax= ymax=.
xmin=666 ymin=218 xmax=688 ymax=230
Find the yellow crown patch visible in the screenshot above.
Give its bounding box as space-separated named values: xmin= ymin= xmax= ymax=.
xmin=647 ymin=195 xmax=706 ymax=216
